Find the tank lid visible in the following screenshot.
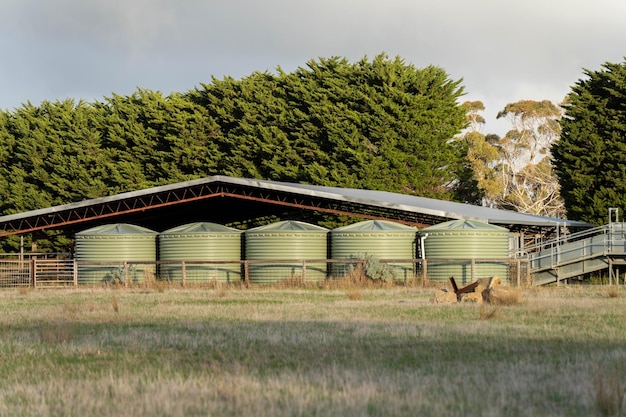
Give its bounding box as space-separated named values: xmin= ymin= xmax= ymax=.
xmin=247 ymin=220 xmax=328 ymax=232
xmin=421 ymin=219 xmax=508 ymax=231
xmin=76 ymin=223 xmax=157 ymax=235
xmin=332 ymin=220 xmax=417 ymax=232
xmin=161 ymin=222 xmax=241 ymax=234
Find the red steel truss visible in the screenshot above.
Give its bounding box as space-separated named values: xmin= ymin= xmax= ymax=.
xmin=0 ymin=180 xmax=436 ymax=237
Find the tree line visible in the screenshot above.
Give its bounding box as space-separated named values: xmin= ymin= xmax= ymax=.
xmin=0 ymin=54 xmax=472 ymax=251
xmin=0 ymin=53 xmax=624 ymax=251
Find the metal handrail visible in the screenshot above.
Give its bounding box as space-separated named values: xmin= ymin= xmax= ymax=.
xmin=515 ymin=224 xmax=610 ymax=258
xmin=526 ymin=223 xmax=626 ymax=274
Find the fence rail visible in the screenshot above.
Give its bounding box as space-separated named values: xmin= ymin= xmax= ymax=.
xmin=0 ymin=258 xmax=528 ymax=288
xmin=33 ymin=259 xmax=76 ymax=288
xmin=0 ymin=260 xmax=31 ymax=288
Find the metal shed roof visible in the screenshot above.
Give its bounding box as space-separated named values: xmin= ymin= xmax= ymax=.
xmin=421 ymin=219 xmax=509 ymax=232
xmin=0 ymin=175 xmax=592 ymax=238
xmin=332 ymin=220 xmax=418 ymax=232
xmin=262 ymin=179 xmax=590 ymax=228
xmin=247 ymin=220 xmax=329 ymax=232
xmin=160 ymin=222 xmax=242 ymax=235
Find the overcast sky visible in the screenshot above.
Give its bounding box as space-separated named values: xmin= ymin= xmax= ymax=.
xmin=1 ymin=0 xmax=625 ymax=135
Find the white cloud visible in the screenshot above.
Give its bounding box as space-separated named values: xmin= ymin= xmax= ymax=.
xmin=1 ymin=0 xmax=625 ymax=134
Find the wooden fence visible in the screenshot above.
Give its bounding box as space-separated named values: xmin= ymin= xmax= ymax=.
xmin=0 ymin=258 xmax=529 ymax=288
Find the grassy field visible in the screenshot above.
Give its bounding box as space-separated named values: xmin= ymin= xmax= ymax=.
xmin=0 ymin=284 xmax=625 ymax=417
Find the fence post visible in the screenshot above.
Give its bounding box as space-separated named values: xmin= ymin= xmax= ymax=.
xmin=31 ymin=259 xmax=36 ymax=288
xmin=73 ymin=259 xmax=78 ymax=287
xmin=244 ymin=261 xmax=249 ymax=288
xmin=124 ymin=261 xmax=129 ymax=288
xmin=181 ymin=261 xmax=187 ymax=287
xmin=470 ymin=258 xmax=475 ymax=283
xmin=422 ymin=259 xmax=427 ymax=287
xmin=302 ymin=260 xmax=307 ymax=283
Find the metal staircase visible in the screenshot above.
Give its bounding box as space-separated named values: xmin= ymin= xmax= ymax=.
xmin=518 ymin=222 xmax=626 ymax=286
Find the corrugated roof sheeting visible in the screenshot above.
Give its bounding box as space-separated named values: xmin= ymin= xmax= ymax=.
xmin=0 ymin=175 xmax=592 ymax=237
xmin=248 ymin=178 xmax=591 ymax=228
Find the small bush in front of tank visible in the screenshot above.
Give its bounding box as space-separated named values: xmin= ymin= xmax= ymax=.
xmin=359 ymin=254 xmax=399 ymax=283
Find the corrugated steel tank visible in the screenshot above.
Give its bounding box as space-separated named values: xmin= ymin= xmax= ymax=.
xmin=330 ymin=220 xmax=418 ymax=282
xmin=75 ymin=223 xmax=158 ymax=285
xmin=420 ymin=219 xmax=510 ymax=284
xmin=158 ymin=222 xmax=243 ymax=284
xmin=244 ymin=220 xmax=329 ymax=284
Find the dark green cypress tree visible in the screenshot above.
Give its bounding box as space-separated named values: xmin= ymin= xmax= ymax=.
xmin=0 ymin=54 xmax=470 ymax=250
xmin=94 ymin=89 xmax=224 ymax=192
xmin=553 ymin=60 xmax=626 ymax=225
xmin=0 ymin=100 xmax=107 ymax=211
xmin=283 ymin=54 xmax=467 ymax=199
xmin=0 ymin=100 xmax=108 ymax=251
xmin=190 ymin=54 xmax=468 ymax=200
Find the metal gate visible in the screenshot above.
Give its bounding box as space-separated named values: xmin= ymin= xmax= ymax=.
xmin=0 ymin=260 xmax=31 ymax=287
xmin=33 ymin=259 xmax=77 ymax=288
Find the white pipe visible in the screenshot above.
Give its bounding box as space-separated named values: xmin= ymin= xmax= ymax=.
xmin=420 ymin=233 xmax=428 ymax=260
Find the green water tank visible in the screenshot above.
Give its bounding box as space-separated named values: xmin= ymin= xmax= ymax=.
xmin=158 ymin=222 xmax=243 ymax=284
xmin=330 ymin=220 xmax=418 ymax=282
xmin=421 ymin=219 xmax=510 ymax=284
xmin=75 ymin=223 xmax=157 ymax=285
xmin=244 ymin=220 xmax=329 ymax=284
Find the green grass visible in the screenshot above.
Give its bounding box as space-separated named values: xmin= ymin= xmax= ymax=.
xmin=0 ymin=285 xmax=625 ymax=416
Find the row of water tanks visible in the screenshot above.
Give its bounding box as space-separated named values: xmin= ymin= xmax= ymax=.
xmin=75 ymin=219 xmax=510 ymax=285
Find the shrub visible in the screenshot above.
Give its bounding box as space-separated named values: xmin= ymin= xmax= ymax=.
xmin=356 ymin=254 xmax=399 ymax=283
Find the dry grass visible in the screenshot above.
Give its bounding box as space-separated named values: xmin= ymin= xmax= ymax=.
xmin=415 ymin=274 xmax=437 ymax=288
xmin=322 ymin=264 xmax=395 ymax=290
xmin=331 ymin=263 xmax=370 ymax=288
xmin=154 ymin=279 xmax=168 ymax=293
xmin=214 ymin=285 xmax=227 ymax=298
xmin=479 ymin=304 xmax=500 ymax=319
xmin=111 ymin=295 xmax=119 ymax=313
xmin=606 ymin=286 xmax=620 ymax=299
xmin=278 ymin=275 xmax=306 ymax=288
xmin=38 ymin=321 xmax=76 ymax=345
xmin=1 ymin=285 xmax=625 ymax=417
xmin=346 ymin=288 xmax=363 ymax=300
xmin=485 ymin=287 xmax=521 ymax=306
xmin=593 ymin=367 xmax=625 ymax=416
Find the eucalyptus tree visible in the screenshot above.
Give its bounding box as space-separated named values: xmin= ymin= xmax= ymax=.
xmin=493 ymin=100 xmax=565 ymax=217
xmin=457 ymin=101 xmax=499 ymax=205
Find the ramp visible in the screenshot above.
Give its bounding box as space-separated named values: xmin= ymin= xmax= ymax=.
xmin=520 ymin=223 xmax=626 ymax=285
